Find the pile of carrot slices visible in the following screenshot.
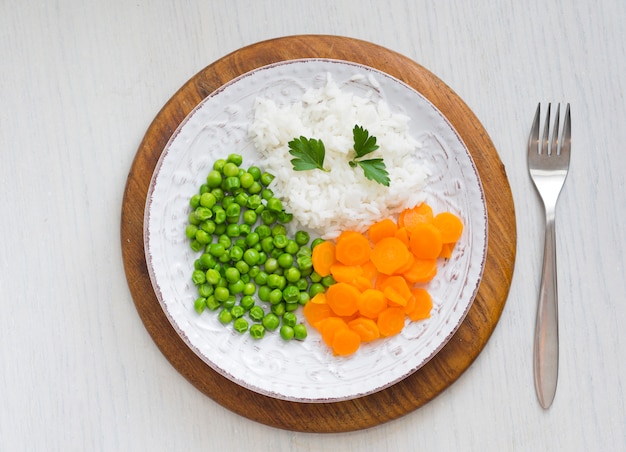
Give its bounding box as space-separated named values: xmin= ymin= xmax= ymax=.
xmin=305 ymin=202 xmax=463 ymax=356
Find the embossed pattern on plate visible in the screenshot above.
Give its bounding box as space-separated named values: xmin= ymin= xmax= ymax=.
xmin=144 ymin=59 xmax=487 ymax=402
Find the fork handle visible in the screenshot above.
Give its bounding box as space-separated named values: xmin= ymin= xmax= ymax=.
xmin=533 ymin=214 xmax=559 ymax=408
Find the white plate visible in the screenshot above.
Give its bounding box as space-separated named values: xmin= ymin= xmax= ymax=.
xmin=144 ymin=59 xmax=487 ymax=402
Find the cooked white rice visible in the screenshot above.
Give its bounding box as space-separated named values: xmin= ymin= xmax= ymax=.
xmin=249 ymin=74 xmax=429 ymax=239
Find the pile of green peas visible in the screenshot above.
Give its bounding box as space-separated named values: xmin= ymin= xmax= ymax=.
xmin=185 ymin=153 xmax=335 ymax=341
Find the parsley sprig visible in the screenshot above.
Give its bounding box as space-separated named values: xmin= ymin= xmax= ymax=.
xmin=348 ymin=125 xmax=390 ymax=187
xmin=287 ymin=125 xmax=390 ymax=186
xmin=288 ymin=136 xmax=329 ymax=172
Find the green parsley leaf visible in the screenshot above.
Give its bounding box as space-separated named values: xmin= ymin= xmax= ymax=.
xmin=288 ymin=136 xmax=328 ymax=172
xmin=357 ymin=159 xmax=390 ymax=187
xmin=353 ymin=125 xmax=380 ymax=158
xmin=349 ymin=125 xmax=389 ymax=186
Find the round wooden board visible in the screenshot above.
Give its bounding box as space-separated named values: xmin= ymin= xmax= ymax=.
xmin=121 ymin=35 xmax=516 ymax=433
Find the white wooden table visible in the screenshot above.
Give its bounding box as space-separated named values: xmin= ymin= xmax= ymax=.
xmin=2 ymin=1 xmax=625 ymax=450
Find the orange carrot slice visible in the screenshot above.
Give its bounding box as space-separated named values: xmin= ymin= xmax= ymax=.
xmin=406 ymin=288 xmax=433 ymax=321
xmin=332 ymin=328 xmax=362 ymax=356
xmin=348 ymin=317 xmax=380 ymax=342
xmin=370 ymin=237 xmax=412 ymax=275
xmin=325 ymin=282 xmax=360 ymax=317
xmin=335 ymin=230 xmax=371 ymax=266
xmin=368 ymin=218 xmax=397 ymax=243
xmin=357 ymin=288 xmax=387 ymax=319
xmin=311 ymin=241 xmax=336 ymax=277
xmin=432 ymin=212 xmax=464 ymax=243
xmin=377 ymin=307 xmax=406 ymax=337
xmin=408 ymin=222 xmax=443 ymax=259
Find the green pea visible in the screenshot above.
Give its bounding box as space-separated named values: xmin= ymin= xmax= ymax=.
xmin=285 ymin=240 xmax=299 ymax=255
xmin=248 ymin=181 xmax=262 ymax=194
xmin=322 ymin=275 xmax=336 ymax=287
xmin=218 ymin=309 xmax=232 ymax=324
xmin=240 ymin=295 xmax=255 ymax=311
xmin=188 ymin=211 xmax=201 ymax=226
xmin=230 ymin=305 xmax=245 ymax=319
xmin=229 ymin=246 xmax=244 ymax=261
xmin=280 ymin=325 xmax=295 ymax=341
xmin=223 ymin=162 xmax=239 ymax=177
xmin=293 ymin=324 xmax=307 ymax=340
xmin=248 ymin=166 xmax=261 ymax=180
xmin=211 ymin=187 xmax=224 ymax=202
xmin=260 ymin=210 xmax=277 ymax=224
xmin=255 ymin=224 xmax=271 ymax=239
xmin=206 ymin=170 xmax=222 ymax=188
xmin=192 ymin=270 xmax=206 ymax=285
xmin=197 ymin=283 xmax=213 ymax=298
xmin=285 ymin=267 xmax=301 ymax=283
xmin=199 ymin=220 xmax=216 ymax=235
xmin=271 ymin=224 xmax=287 ymax=237
xmin=282 ymin=285 xmax=300 ymax=303
xmin=225 ymin=176 xmax=240 ymax=191
xmin=273 ymin=234 xmax=288 ymax=249
xmin=214 ymin=286 xmax=230 ymax=302
xmin=208 ymin=243 xmax=225 ymax=257
xmin=194 ymin=206 xmax=212 ymax=221
xmin=222 ymin=295 xmax=236 ymax=309
xmin=235 ymin=260 xmax=250 ymax=275
xmin=229 ymin=280 xmax=245 ymax=294
xmin=309 ymin=283 xmax=325 ymax=297
xmin=206 ymin=295 xmax=220 ymax=311
xmin=205 ymin=268 xmax=220 ymax=285
xmin=189 ymin=240 xmax=203 ymax=252
xmin=213 ymin=208 xmax=226 ymax=224
xmin=295 ymin=230 xmax=310 ymax=246
xmin=260 ymin=172 xmax=275 ymax=186
xmin=254 ymin=271 xmax=269 ymax=286
xmin=199 ymin=184 xmax=210 ymax=194
xmin=226 ymin=153 xmax=243 ymax=166
xmin=226 ymin=224 xmax=240 ymax=237
xmin=249 ymin=324 xmax=265 ymax=339
xmin=271 ymin=302 xmax=286 ymax=317
xmin=239 ymin=224 xmax=251 ymax=236
xmin=282 ymin=311 xmax=297 ymax=327
xmin=185 ymin=224 xmax=198 ymax=239
xmin=264 ymin=257 xmax=279 ymax=273
xmin=266 ymin=197 xmax=283 ymax=212
xmin=243 ymin=248 xmax=260 ymax=266
xmin=213 ymin=159 xmax=226 ymax=172
xmin=298 ymin=291 xmax=310 ymax=305
xmin=285 ymin=301 xmax=299 ymax=312
xmin=249 ymin=306 xmax=265 ymax=322
xmin=242 ymin=282 xmax=256 ymax=296
xmin=233 ymin=317 xmax=249 ymax=333
xmin=224 ymin=267 xmax=240 ymax=283
xmin=277 ymin=211 xmax=293 ymax=223
xmin=261 ymin=236 xmax=274 ymax=253
xmin=266 ymin=273 xmax=282 ymax=289
xmin=225 ymin=203 xmax=240 ymax=218
xmin=245 ymin=232 xmax=260 ymax=247
xmin=190 ymin=194 xmax=201 ymax=209
xmin=194 ymin=297 xmax=206 ymax=314
xmin=311 ymin=238 xmax=325 ymax=249
xmin=239 ymin=172 xmax=254 ymax=189
xmin=258 ymin=285 xmax=271 ymax=302
xmin=261 ymin=188 xmax=274 ymax=201
xmin=242 ymin=210 xmax=257 ymax=225
xmin=297 ymin=255 xmax=313 ymax=271
xmin=277 ymin=253 xmax=294 ymax=269
xmin=262 ymin=313 xmax=280 ymax=331
xmin=200 ymin=192 xmax=216 ymax=208
xmin=195 ymin=230 xmax=210 ymax=245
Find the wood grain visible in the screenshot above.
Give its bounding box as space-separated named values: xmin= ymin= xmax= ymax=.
xmin=120 ymin=35 xmax=516 ymax=433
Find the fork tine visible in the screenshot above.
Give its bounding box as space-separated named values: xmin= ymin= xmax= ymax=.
xmin=541 ymin=103 xmax=551 ymax=155
xmin=560 ymin=103 xmax=571 ymax=160
xmin=528 ymin=103 xmax=541 ymax=155
xmin=551 ymin=104 xmax=561 ymax=155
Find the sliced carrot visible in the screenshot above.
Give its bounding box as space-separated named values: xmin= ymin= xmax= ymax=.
xmin=352 ymin=275 xmax=373 ymax=292
xmin=374 ymin=272 xmax=390 ymax=291
xmin=406 ymin=288 xmax=433 ymax=321
xmin=432 ymin=212 xmax=464 ymax=243
xmin=370 ymin=237 xmax=412 ymax=275
xmin=325 ymin=282 xmax=360 ymax=317
xmin=394 ymin=227 xmax=410 ymax=247
xmin=332 ymin=328 xmax=362 ymax=356
xmin=348 ymin=317 xmax=380 ymax=342
xmin=383 ymin=286 xmax=408 ymax=307
xmin=357 ymin=288 xmax=387 ymax=319
xmin=377 ymin=307 xmax=406 ymax=337
xmin=311 ymin=240 xmax=336 ymax=277
xmin=403 ymin=258 xmax=438 ymax=283
xmin=368 ymin=218 xmax=397 ymax=243
xmin=408 ymin=222 xmax=443 ymax=259
xmin=393 ymin=252 xmax=415 ymax=275
xmin=360 ymin=260 xmax=378 ymax=280
xmin=402 ymin=203 xmax=434 ymax=233
xmin=319 ymin=317 xmax=349 ymax=347
xmin=379 ymin=275 xmax=412 ymax=301
xmin=330 ymin=263 xmax=363 ymax=284
xmin=302 ymin=294 xmax=332 ymax=328
xmin=335 ymin=230 xmax=372 ymax=266
xmin=439 ymin=242 xmax=454 ymax=259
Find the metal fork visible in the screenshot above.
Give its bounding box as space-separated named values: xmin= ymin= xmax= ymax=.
xmin=528 ymin=103 xmax=571 ymax=409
